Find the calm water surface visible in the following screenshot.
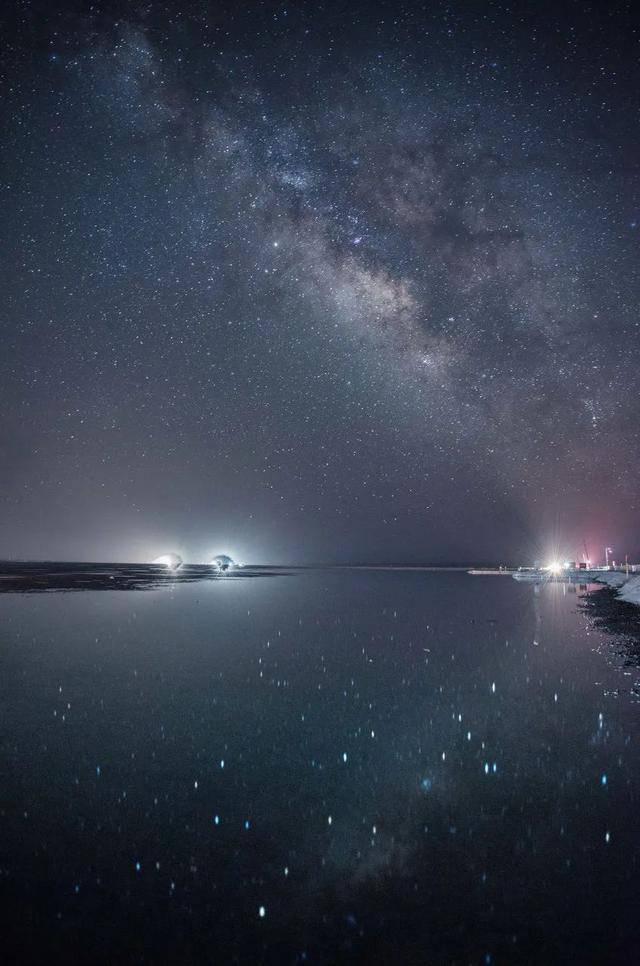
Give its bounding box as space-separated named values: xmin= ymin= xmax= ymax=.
xmin=1 ymin=572 xmax=638 ymax=964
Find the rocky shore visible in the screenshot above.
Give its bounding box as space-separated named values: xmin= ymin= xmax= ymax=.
xmin=594 ymin=571 xmax=640 ymax=605
xmin=580 ymin=572 xmax=640 ymax=668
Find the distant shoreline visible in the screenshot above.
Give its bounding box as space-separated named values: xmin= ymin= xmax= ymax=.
xmin=0 ymin=561 xmax=502 ymax=594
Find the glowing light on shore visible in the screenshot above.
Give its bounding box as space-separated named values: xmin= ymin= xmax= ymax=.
xmin=208 ymin=553 xmax=239 ymax=571
xmin=151 ymin=554 xmax=183 ymax=570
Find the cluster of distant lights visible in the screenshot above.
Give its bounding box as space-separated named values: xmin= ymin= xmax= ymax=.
xmin=544 ymin=547 xmax=615 ymax=574
xmin=544 ymin=559 xmax=592 ymax=574
xmin=151 ymin=553 xmax=240 ymax=572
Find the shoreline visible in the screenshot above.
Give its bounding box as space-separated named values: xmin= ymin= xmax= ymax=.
xmin=581 ymin=584 xmax=640 ymax=664
xmin=581 ymin=573 xmax=640 ymax=667
xmin=593 ymin=571 xmax=640 ymax=606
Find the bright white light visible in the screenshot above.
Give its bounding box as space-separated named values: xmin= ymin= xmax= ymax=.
xmin=208 ymin=553 xmax=238 ymax=571
xmin=152 ymin=554 xmax=182 ymax=570
xmin=547 ymin=561 xmax=562 ymax=574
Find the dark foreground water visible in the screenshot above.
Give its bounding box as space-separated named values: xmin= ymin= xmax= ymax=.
xmin=0 ymin=571 xmax=638 ymax=964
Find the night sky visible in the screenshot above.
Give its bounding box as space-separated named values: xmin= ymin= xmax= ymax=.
xmin=2 ymin=0 xmax=639 ymax=565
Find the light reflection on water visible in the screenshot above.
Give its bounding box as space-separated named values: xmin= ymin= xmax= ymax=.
xmin=0 ymin=572 xmax=638 ymax=963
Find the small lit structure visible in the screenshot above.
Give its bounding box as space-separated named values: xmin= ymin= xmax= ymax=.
xmin=209 ymin=554 xmax=236 ymax=572
xmin=151 ymin=553 xmax=182 ymax=570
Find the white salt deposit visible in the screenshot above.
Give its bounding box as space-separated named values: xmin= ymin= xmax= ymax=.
xmin=595 ymin=572 xmax=630 ymax=589
xmin=594 ymin=572 xmax=640 ymax=606
xmin=618 ymin=574 xmax=640 ymax=606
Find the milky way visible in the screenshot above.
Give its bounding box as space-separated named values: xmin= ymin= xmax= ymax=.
xmin=2 ymin=2 xmax=639 ymax=563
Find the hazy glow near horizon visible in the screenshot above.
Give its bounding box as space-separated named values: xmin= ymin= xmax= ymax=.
xmin=208 ymin=553 xmax=239 ymax=570
xmin=151 ymin=554 xmax=183 ymax=570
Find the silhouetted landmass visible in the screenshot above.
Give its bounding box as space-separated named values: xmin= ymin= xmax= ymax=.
xmin=0 ymin=562 xmax=288 ymax=593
